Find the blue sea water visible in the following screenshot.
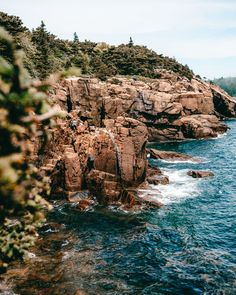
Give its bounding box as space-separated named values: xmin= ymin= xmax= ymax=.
xmin=3 ymin=121 xmax=236 ymax=295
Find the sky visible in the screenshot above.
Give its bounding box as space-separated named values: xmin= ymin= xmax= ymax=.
xmin=1 ymin=0 xmax=236 ymax=78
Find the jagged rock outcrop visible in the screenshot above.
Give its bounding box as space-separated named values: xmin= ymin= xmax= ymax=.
xmin=210 ymin=83 xmax=236 ymax=118
xmin=40 ymin=115 xmax=150 ymax=207
xmin=51 ymin=71 xmax=235 ymax=142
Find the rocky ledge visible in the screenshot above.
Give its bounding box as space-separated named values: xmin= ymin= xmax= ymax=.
xmin=36 ymin=71 xmax=236 ymax=209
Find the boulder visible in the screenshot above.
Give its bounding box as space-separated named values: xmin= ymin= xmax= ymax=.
xmin=75 ymin=199 xmax=95 ymax=211
xmin=146 ymin=163 xmax=169 ymax=185
xmin=146 ymin=164 xmax=162 ymax=177
xmin=187 ymin=170 xmax=214 ymax=178
xmin=174 ymin=91 xmax=214 ymax=115
xmin=147 ymin=175 xmax=169 ymax=185
xmin=174 ymin=115 xmax=228 ymax=139
xmin=137 ymin=190 xmax=164 ymax=208
xmin=86 ymin=170 xmax=121 ymax=205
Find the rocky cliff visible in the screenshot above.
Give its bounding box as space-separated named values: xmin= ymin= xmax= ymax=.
xmin=39 ymin=71 xmax=236 ymax=208
xmin=51 ymin=70 xmax=235 ymax=141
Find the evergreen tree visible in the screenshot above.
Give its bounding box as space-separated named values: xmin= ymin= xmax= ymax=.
xmin=32 ymin=21 xmax=53 ymax=79
xmin=128 ymin=37 xmax=134 ymax=47
xmin=0 ymin=11 xmax=28 ymax=35
xmin=73 ymin=32 xmax=79 ymax=42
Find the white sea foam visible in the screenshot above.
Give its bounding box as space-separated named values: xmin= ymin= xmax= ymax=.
xmin=215 ymin=132 xmax=227 ymax=139
xmin=140 ymin=169 xmax=201 ymax=205
xmin=158 ymin=169 xmax=201 ymax=204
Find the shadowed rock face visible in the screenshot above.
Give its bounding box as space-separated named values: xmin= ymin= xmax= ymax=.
xmin=51 ymin=71 xmax=235 ymax=142
xmin=210 ymin=83 xmax=236 ymax=118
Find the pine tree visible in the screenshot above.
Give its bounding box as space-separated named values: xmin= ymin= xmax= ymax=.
xmin=73 ymin=32 xmax=79 ymax=42
xmin=0 ymin=12 xmax=28 ymax=35
xmin=128 ymin=37 xmax=134 ymax=47
xmin=32 ymin=21 xmax=53 ymax=79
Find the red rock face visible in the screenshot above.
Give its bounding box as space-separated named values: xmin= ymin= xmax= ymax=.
xmin=64 ymin=152 xmax=82 ymax=192
xmin=103 ymin=117 xmax=148 ymax=186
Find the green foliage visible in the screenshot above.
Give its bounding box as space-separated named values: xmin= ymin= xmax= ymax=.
xmin=0 ymin=11 xmax=194 ymax=82
xmin=0 ymin=28 xmax=53 ymax=272
xmin=0 ymin=12 xmax=28 ymax=36
xmin=32 ymin=21 xmax=57 ymax=79
xmin=212 ymin=77 xmax=236 ymax=96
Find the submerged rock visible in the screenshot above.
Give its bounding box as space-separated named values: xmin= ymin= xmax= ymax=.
xmin=75 ymin=199 xmax=95 ymax=211
xmin=187 ymin=170 xmax=215 ymax=178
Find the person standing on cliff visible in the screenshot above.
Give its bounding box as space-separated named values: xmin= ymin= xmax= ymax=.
xmin=69 ymin=119 xmax=77 ymax=130
xmin=99 ymin=100 xmax=107 ymax=127
xmin=87 ymin=154 xmax=94 ymax=172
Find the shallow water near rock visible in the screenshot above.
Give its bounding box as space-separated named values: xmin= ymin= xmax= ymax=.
xmin=1 ymin=121 xmax=236 ymax=295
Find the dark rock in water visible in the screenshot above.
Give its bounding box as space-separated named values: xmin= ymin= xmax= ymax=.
xmin=87 ymin=170 xmax=121 ymax=205
xmin=75 ymin=199 xmax=95 ymax=211
xmin=147 ymin=175 xmax=169 ymax=185
xmin=136 ymin=191 xmax=164 ymax=208
xmin=146 ymin=163 xmax=170 ymax=185
xmin=147 ymin=164 xmax=163 ymax=177
xmin=187 ymin=170 xmax=214 ymax=178
xmin=148 ymin=148 xmax=201 ymax=162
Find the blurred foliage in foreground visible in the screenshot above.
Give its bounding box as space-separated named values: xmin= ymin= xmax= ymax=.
xmin=0 ymin=28 xmax=53 ymax=272
xmin=0 ymin=11 xmax=194 ymax=81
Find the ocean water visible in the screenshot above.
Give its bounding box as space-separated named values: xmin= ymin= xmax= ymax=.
xmin=1 ymin=121 xmax=236 ymax=295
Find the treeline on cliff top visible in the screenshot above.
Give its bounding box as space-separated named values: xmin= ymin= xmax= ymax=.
xmin=0 ymin=11 xmax=194 ymax=81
